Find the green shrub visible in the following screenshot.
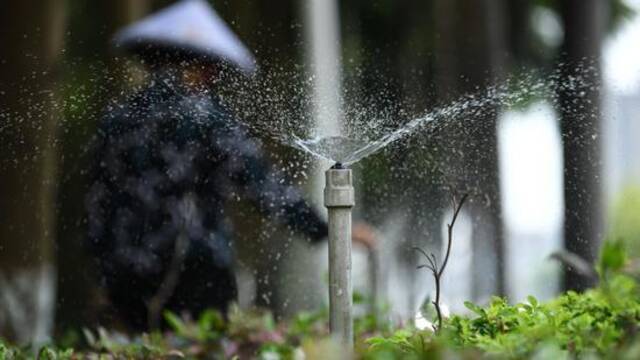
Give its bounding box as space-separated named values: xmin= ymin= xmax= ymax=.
xmin=1 ymin=241 xmax=639 ymax=359
xmin=364 ymin=239 xmax=640 ymax=359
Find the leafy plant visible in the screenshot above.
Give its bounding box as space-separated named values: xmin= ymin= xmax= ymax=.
xmin=363 ymin=240 xmax=640 ymax=359
xmin=1 ymin=241 xmax=639 ymax=359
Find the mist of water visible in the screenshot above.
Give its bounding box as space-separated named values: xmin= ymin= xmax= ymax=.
xmin=283 ymin=68 xmax=594 ymax=166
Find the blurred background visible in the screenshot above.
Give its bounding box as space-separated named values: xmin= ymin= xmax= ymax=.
xmin=1 ymin=0 xmax=639 ymax=345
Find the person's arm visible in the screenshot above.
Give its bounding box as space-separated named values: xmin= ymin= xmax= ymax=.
xmin=215 ymin=125 xmax=328 ymax=243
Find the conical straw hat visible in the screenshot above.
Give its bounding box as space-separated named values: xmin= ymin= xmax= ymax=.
xmin=114 ymin=0 xmax=256 ymax=74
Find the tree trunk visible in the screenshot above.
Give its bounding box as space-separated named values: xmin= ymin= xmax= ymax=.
xmin=506 ymin=0 xmax=530 ymax=65
xmin=0 ymin=0 xmax=66 ymax=344
xmin=558 ymin=0 xmax=605 ymax=291
xmin=433 ymin=0 xmax=507 ymax=299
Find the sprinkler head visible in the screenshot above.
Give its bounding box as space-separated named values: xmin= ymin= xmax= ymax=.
xmin=331 ymin=162 xmax=344 ymax=169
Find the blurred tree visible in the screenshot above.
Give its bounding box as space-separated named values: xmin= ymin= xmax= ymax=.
xmin=433 ymin=0 xmax=507 ymax=298
xmin=339 ymin=0 xmax=447 ymax=317
xmin=507 ymin=0 xmax=531 ymax=66
xmin=557 ymin=0 xmax=605 ymax=292
xmin=0 ymin=0 xmax=67 ymax=344
xmin=340 ymin=0 xmax=512 ymax=311
xmin=204 ymin=0 xmax=320 ymax=318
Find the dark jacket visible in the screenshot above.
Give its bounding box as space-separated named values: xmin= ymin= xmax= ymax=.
xmin=86 ymin=70 xmax=327 ymax=328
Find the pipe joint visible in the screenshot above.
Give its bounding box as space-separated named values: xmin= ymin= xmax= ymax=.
xmin=324 ymin=169 xmax=355 ymax=208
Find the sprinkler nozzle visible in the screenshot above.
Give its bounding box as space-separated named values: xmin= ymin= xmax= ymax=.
xmin=331 ymin=162 xmax=344 ymax=169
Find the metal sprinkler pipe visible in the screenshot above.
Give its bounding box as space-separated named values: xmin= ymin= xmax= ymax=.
xmin=324 ymin=162 xmax=354 ymax=347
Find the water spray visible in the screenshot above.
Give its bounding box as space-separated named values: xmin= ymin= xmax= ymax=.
xmin=324 ymin=162 xmax=354 ymax=347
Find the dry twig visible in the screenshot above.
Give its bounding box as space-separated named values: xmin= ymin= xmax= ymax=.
xmin=414 ymin=192 xmax=468 ymax=332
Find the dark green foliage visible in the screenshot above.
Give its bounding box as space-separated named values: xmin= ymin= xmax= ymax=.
xmin=445 ymin=285 xmax=639 ymax=357
xmin=2 ymin=241 xmax=640 ymax=359
xmin=366 ymin=240 xmax=640 ymax=359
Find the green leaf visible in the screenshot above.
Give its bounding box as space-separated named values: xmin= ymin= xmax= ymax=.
xmin=37 ymin=346 xmax=58 ymax=360
xmin=164 ymin=311 xmax=189 ymax=337
xmin=198 ymin=309 xmax=225 ymax=331
xmin=600 ymin=239 xmax=627 ymax=273
xmin=464 ymin=301 xmax=484 ymax=315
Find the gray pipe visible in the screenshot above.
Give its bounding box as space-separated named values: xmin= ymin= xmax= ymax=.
xmin=324 ymin=166 xmax=354 ymax=347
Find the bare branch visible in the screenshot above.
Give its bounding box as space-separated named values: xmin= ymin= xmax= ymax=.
xmin=412 ymin=246 xmax=431 ymax=261
xmin=415 ymin=192 xmax=469 ymax=332
xmin=439 ymin=193 xmax=468 ymax=279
